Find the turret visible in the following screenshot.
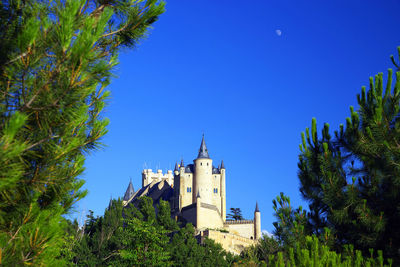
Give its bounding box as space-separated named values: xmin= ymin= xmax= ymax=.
xmin=254 ymin=202 xmax=261 ymax=240
xmin=174 ymin=162 xmax=179 ymax=175
xmin=196 ymin=190 xmax=201 ymax=228
xmin=220 ymin=160 xmax=226 ymax=221
xmin=123 ymin=180 xmax=135 ymax=201
xmin=193 ymin=135 xmax=213 ymax=204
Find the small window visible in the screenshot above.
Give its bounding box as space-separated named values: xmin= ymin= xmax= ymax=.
xmin=207 ymin=163 xmax=209 ymax=166
xmin=200 ymin=163 xmax=202 ymax=166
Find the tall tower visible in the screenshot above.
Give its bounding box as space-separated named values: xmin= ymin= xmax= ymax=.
xmin=193 ymin=135 xmax=213 ymax=204
xmin=254 ymin=202 xmax=262 ymax=240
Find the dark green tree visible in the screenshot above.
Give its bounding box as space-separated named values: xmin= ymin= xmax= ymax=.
xmin=227 ymin=207 xmax=244 ymax=220
xmin=297 ymin=48 xmax=400 ymax=261
xmin=0 ymin=0 xmax=164 ymax=265
xmin=116 ymin=217 xmax=170 ymax=266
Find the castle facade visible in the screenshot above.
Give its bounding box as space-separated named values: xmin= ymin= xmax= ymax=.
xmin=122 ymin=136 xmax=261 ymax=254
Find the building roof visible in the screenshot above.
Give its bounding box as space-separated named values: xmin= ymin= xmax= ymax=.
xmin=212 ymin=166 xmax=220 ymax=174
xmin=220 ymin=160 xmax=225 ymax=169
xmin=124 ymin=180 xmax=173 ymax=207
xmin=185 ymin=164 xmax=194 ymax=173
xmin=255 ymin=201 xmax=260 ymax=212
xmin=174 ymin=162 xmax=179 ymax=172
xmin=123 ymin=180 xmax=135 ymax=201
xmin=197 ymin=135 xmax=210 ymax=159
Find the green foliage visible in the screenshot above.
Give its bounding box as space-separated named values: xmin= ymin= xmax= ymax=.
xmin=227 ymin=207 xmax=244 ymax=220
xmin=272 ymin=193 xmax=309 ymax=248
xmin=239 ymin=235 xmax=391 ymax=267
xmin=157 ymin=199 xmax=179 ymax=231
xmin=0 ymin=0 xmax=164 ymax=265
xmin=297 ymin=48 xmax=400 ymax=262
xmin=67 ymin=196 xmax=234 ymax=266
xmin=118 ymin=217 xmax=170 ymax=266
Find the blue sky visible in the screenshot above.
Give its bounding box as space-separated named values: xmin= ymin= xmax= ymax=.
xmin=74 ymin=0 xmax=400 ymax=232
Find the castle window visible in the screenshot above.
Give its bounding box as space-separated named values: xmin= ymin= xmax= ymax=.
xmin=207 ymin=163 xmax=209 ymax=166
xmin=200 ymin=163 xmax=202 ymax=166
xmin=187 ymin=187 xmax=192 ymax=193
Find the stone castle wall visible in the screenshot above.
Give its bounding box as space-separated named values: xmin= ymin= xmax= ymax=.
xmin=201 ymin=229 xmax=256 ymax=255
xmin=224 ymin=220 xmax=255 ymax=240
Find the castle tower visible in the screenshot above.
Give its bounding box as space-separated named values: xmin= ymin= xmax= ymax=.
xmin=254 ymin=202 xmax=261 ymax=239
xmin=220 ymin=160 xmax=226 ymax=221
xmin=193 ymin=135 xmax=213 ymax=204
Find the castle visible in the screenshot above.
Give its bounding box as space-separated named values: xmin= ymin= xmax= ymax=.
xmin=122 ymin=136 xmax=261 ymax=254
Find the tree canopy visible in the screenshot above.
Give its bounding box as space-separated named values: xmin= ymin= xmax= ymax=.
xmin=0 ymin=0 xmax=164 ymax=265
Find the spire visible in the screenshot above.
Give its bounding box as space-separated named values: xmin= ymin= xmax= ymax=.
xmin=197 ymin=190 xmax=201 ymax=198
xmin=255 ymin=201 xmax=260 ymax=212
xmin=220 ymin=160 xmax=225 ymax=169
xmin=180 ymin=159 xmax=184 ymax=167
xmin=123 ymin=179 xmax=135 ymax=201
xmin=108 ymin=196 xmax=113 ymax=210
xmin=197 ymin=134 xmax=210 ymax=159
xmin=174 ymin=162 xmax=179 ymax=172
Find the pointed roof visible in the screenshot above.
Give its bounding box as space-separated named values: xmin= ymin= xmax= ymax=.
xmin=180 ymin=159 xmax=184 ymax=167
xmin=197 ymin=134 xmax=210 ymax=159
xmin=255 ymin=201 xmax=260 ymax=212
xmin=197 ymin=190 xmax=201 ymax=198
xmin=220 ymin=160 xmax=225 ymax=169
xmin=123 ymin=180 xmax=135 ymax=201
xmin=174 ymin=162 xmax=179 ymax=172
xmin=108 ymin=197 xmax=113 ymax=210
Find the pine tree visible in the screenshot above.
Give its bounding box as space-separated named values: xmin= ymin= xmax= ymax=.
xmin=272 ymin=192 xmax=309 ymax=248
xmin=0 ymin=0 xmax=164 ymax=265
xmin=227 ymin=207 xmax=244 ymax=220
xmin=297 ymin=47 xmax=400 ymax=261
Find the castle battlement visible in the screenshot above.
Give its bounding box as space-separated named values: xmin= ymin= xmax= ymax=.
xmin=224 ymin=219 xmax=254 ymax=225
xmin=142 ymin=168 xmax=173 ymax=187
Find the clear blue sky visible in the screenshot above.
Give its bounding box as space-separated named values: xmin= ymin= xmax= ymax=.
xmin=74 ymin=0 xmax=400 ymax=233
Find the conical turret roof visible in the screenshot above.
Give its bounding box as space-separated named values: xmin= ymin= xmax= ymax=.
xmin=255 ymin=201 xmax=260 ymax=212
xmin=180 ymin=159 xmax=184 ymax=167
xmin=197 ymin=135 xmax=210 ymax=159
xmin=174 ymin=162 xmax=179 ymax=172
xmin=220 ymin=160 xmax=225 ymax=169
xmin=108 ymin=197 xmax=113 ymax=210
xmin=123 ymin=180 xmax=135 ymax=201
